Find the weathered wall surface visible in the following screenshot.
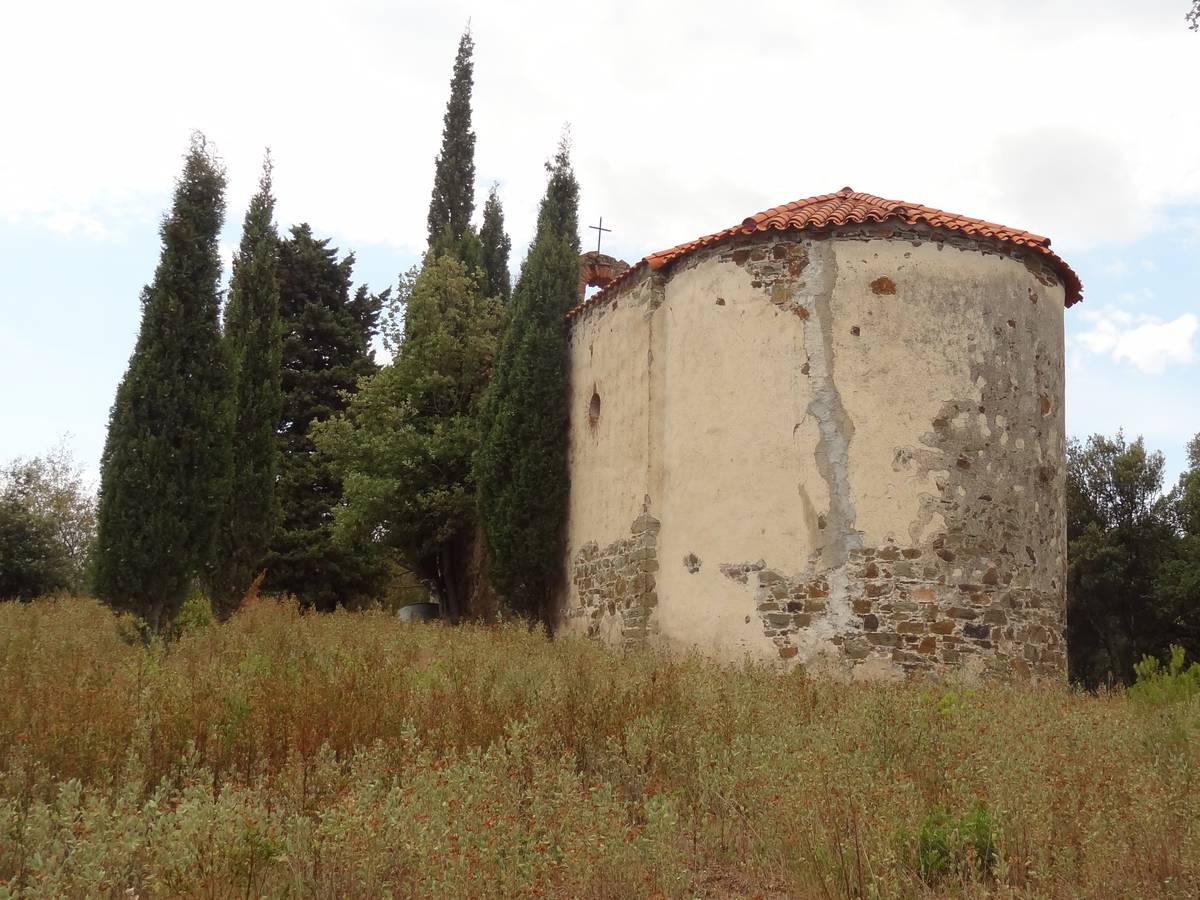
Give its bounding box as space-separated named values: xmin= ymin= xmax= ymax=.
xmin=561 ymin=226 xmax=1068 ymax=681
xmin=561 ymin=271 xmax=663 ymax=642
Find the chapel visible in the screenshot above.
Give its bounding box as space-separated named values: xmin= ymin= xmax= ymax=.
xmin=560 ymin=188 xmax=1080 ymax=681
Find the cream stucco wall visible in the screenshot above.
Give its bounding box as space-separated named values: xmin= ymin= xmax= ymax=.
xmin=561 ymin=277 xmax=656 ymax=641
xmin=562 ymin=229 xmax=1068 ymax=680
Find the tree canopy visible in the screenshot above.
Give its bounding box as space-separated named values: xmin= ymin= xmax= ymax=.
xmin=210 ymin=155 xmax=282 ymax=617
xmin=315 ymin=255 xmax=501 ymax=620
xmin=475 ymin=137 xmax=580 ymax=626
xmin=479 ymin=184 xmax=512 ymax=302
xmin=1067 ymin=431 xmax=1200 ymax=687
xmin=427 ymin=27 xmax=477 ymax=254
xmin=0 ymin=444 xmax=94 ymax=600
xmin=92 ymin=134 xmax=231 ymax=631
xmin=266 ymin=224 xmax=386 ymax=610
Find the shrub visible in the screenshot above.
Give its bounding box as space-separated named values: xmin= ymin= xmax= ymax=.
xmin=912 ymin=806 xmax=999 ymax=885
xmin=169 ymin=588 xmax=215 ymax=636
xmin=1129 ymin=644 xmax=1200 ymax=706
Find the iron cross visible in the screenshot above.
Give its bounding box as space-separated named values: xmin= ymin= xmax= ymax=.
xmin=588 ymin=216 xmax=612 ymax=254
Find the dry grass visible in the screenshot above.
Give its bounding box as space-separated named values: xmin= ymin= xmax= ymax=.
xmin=0 ymin=597 xmax=1197 ymax=898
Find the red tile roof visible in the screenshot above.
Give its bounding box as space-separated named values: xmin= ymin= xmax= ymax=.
xmin=566 ymin=187 xmax=1083 ymax=321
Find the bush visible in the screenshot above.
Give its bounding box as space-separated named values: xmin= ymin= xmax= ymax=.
xmin=168 ymin=588 xmax=215 ymax=636
xmin=912 ymin=806 xmax=999 ymax=885
xmin=1130 ymin=644 xmax=1200 ymax=706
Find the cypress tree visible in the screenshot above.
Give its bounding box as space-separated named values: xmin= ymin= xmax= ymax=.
xmin=475 ymin=137 xmax=580 ymax=627
xmin=427 ymin=27 xmax=477 ymax=254
xmin=209 ymin=154 xmax=282 ymax=617
xmin=479 ymin=184 xmax=512 ymax=301
xmin=92 ymin=134 xmax=230 ymax=631
xmin=266 ymin=224 xmax=386 ymax=610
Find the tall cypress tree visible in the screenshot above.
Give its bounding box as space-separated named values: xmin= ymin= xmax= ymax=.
xmin=475 ymin=137 xmax=580 ymax=627
xmin=209 ymin=154 xmax=282 ymax=617
xmin=266 ymin=224 xmax=386 ymax=610
xmin=92 ymin=134 xmax=230 ymax=631
xmin=427 ymin=27 xmax=477 ymax=255
xmin=479 ymin=184 xmax=512 ymax=301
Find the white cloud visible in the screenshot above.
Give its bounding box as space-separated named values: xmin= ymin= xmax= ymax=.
xmin=1117 ymin=288 xmax=1154 ymax=305
xmin=1075 ymin=305 xmax=1198 ymax=374
xmin=39 ymin=210 xmax=114 ymax=240
xmin=1 ymin=0 xmax=1198 ymax=262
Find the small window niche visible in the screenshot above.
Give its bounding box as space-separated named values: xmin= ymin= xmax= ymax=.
xmin=588 ymin=389 xmax=601 ymax=428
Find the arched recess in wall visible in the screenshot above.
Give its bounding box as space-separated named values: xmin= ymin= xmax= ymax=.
xmin=588 ymin=388 xmax=601 ymax=427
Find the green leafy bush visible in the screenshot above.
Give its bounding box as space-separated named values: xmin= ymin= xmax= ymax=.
xmin=168 ymin=589 xmax=214 ymax=636
xmin=913 ymin=806 xmax=999 ymax=884
xmin=1129 ymin=644 xmax=1200 ymax=706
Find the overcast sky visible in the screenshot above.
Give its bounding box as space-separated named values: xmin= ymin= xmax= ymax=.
xmin=2 ymin=0 xmax=1198 ymax=487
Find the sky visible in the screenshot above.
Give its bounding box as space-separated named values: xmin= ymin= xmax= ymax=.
xmin=1 ymin=0 xmax=1198 ymax=489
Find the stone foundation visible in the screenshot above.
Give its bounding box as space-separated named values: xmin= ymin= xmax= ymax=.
xmin=730 ymin=534 xmax=1065 ymax=679
xmin=565 ymin=503 xmax=660 ymax=648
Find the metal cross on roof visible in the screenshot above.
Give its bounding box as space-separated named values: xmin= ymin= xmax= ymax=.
xmin=588 ymin=216 xmax=612 ymax=254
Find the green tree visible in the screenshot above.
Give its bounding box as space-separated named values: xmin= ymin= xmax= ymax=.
xmin=315 ymin=255 xmax=501 ymax=621
xmin=335 ymin=24 xmax=503 ymax=622
xmin=209 ymin=155 xmax=282 ymax=617
xmin=1154 ymin=434 xmax=1200 ymax=658
xmin=1066 ymin=432 xmax=1182 ymax=687
xmin=0 ymin=444 xmax=94 ymax=600
xmin=1 ymin=442 xmax=95 ymax=592
xmin=266 ymin=224 xmax=386 ymax=610
xmin=92 ymin=134 xmax=231 ymax=631
xmin=0 ymin=495 xmax=70 ymax=601
xmin=479 ymin=183 xmax=512 ymax=301
xmin=1169 ymin=434 xmax=1200 ymax=537
xmin=475 ymin=136 xmax=580 ymax=627
xmin=427 ymin=27 xmax=477 ymax=255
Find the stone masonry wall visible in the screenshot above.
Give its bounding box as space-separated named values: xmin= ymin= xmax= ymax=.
xmin=726 ymin=535 xmax=1065 ymax=679
xmin=564 ymin=503 xmax=660 ymax=648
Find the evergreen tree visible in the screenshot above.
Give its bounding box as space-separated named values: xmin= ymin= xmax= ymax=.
xmin=1171 ymin=434 xmax=1200 ymax=537
xmin=315 ymin=255 xmax=501 ymax=621
xmin=479 ymin=184 xmax=512 ymax=301
xmin=267 ymin=224 xmax=386 ymax=610
xmin=209 ymin=155 xmax=282 ymax=617
xmin=1066 ymin=432 xmax=1188 ymax=686
xmin=92 ymin=134 xmax=230 ymax=631
xmin=427 ymin=27 xmax=477 ymax=254
xmin=475 ymin=137 xmax=580 ymax=627
xmin=1 ymin=443 xmax=96 ymax=593
xmin=1155 ymin=434 xmax=1200 ymax=657
xmin=0 ymin=468 xmax=74 ymax=600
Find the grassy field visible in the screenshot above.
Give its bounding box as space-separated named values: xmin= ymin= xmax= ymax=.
xmin=0 ymin=598 xmax=1197 ymax=898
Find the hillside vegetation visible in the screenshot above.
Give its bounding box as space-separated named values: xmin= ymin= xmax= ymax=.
xmin=1 ymin=598 xmax=1197 ymax=898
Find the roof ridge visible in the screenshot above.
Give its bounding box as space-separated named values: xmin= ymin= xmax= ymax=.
xmin=565 ymin=188 xmax=1081 ymax=322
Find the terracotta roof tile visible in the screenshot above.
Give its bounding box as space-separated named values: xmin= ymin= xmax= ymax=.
xmin=566 ymin=188 xmax=1083 ymax=321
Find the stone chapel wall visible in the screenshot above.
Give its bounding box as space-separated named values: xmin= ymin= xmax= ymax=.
xmin=561 ymin=269 xmax=663 ymax=643
xmin=562 ymin=226 xmax=1068 ymax=681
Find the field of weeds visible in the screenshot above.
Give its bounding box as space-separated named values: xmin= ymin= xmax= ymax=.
xmin=0 ymin=598 xmax=1197 ymax=898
